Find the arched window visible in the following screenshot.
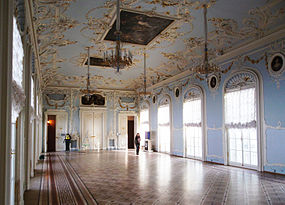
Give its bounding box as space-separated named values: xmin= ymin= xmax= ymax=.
xmin=139 ymin=102 xmax=150 ymax=147
xmin=183 ymin=87 xmax=203 ymax=159
xmin=224 ymin=71 xmax=259 ymax=169
xmin=158 ymin=96 xmax=171 ymax=153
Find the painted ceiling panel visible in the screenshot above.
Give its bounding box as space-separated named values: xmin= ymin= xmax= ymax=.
xmin=32 ymin=0 xmax=285 ymax=91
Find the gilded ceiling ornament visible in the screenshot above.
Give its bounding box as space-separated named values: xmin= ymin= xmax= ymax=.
xmin=209 ymin=5 xmax=285 ymax=52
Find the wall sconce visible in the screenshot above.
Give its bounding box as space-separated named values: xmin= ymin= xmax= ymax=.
xmin=47 ymin=120 xmax=51 ymax=125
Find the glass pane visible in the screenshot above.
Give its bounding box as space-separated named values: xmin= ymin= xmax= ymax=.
xmin=158 ymin=105 xmax=169 ymax=125
xmin=236 ymin=150 xmax=242 ymax=164
xmin=251 ymin=152 xmax=258 ymax=166
xmin=140 ymin=109 xmax=149 ymax=146
xmin=184 ymin=99 xmax=202 ymax=159
xmin=12 ymin=17 xmax=24 ymax=88
xmin=244 ymin=151 xmax=250 ymax=165
xmin=243 ymin=139 xmax=250 ymax=151
xmin=230 ymin=150 xmax=236 ymax=162
xmin=225 ymin=87 xmax=258 ymax=167
xmin=158 ymin=105 xmax=170 ymax=153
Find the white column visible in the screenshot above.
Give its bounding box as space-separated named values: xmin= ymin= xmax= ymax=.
xmin=33 ymin=76 xmax=37 ymax=170
xmin=0 ymin=0 xmax=14 ymax=204
xmin=24 ymin=44 xmax=32 ymax=189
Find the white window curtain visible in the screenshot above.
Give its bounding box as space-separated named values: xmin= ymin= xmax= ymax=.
xmin=183 ymin=98 xmax=202 ymax=158
xmin=12 ymin=17 xmax=25 ymax=123
xmin=140 ymin=109 xmax=149 ymax=146
xmin=225 ymin=87 xmax=258 ymax=167
xmin=31 ymin=77 xmax=34 ymax=108
xmin=158 ymin=105 xmax=170 ymax=153
xmin=11 ymin=17 xmax=25 ymax=204
xmin=12 ymin=17 xmax=24 ymax=88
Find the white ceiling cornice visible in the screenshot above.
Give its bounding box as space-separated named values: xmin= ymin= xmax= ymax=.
xmin=26 ymin=0 xmax=42 ymax=90
xmin=147 ymin=27 xmax=285 ymax=91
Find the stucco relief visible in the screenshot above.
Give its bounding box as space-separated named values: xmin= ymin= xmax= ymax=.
xmin=30 ymin=0 xmax=285 ymax=91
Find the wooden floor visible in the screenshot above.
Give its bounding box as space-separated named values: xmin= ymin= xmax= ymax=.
xmin=24 ymin=150 xmax=285 ymax=205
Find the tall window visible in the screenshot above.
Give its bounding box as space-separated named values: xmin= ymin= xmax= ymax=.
xmin=12 ymin=17 xmax=24 ymax=122
xmin=11 ymin=16 xmax=24 ymax=204
xmin=139 ymin=108 xmax=149 ymax=147
xmin=183 ymin=88 xmax=202 ymax=159
xmin=31 ymin=77 xmax=34 ymax=108
xmin=224 ymin=72 xmax=258 ymax=168
xmin=158 ymin=98 xmax=171 ymax=153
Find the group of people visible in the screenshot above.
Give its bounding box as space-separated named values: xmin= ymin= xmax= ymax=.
xmin=63 ymin=132 xmax=142 ymax=155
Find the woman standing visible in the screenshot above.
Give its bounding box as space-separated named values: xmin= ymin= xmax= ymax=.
xmin=135 ymin=133 xmax=141 ymax=155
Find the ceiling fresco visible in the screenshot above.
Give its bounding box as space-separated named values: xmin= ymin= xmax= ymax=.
xmin=104 ymin=10 xmax=175 ymax=45
xmin=32 ymin=0 xmax=285 ymax=91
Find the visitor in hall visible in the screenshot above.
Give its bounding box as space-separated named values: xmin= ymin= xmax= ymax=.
xmin=135 ymin=133 xmax=141 ymax=155
xmin=64 ymin=133 xmax=72 ymax=151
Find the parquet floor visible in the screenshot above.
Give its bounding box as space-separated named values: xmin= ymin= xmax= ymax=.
xmin=24 ymin=150 xmax=285 ymax=205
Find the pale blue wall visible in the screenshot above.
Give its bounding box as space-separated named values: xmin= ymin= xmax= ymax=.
xmin=143 ymin=38 xmax=285 ymax=174
xmin=43 ymin=91 xmax=138 ymax=149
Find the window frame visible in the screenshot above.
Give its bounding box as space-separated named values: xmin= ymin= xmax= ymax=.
xmin=157 ymin=95 xmax=172 ymax=154
xmin=139 ymin=101 xmax=150 ymax=147
xmin=222 ymin=68 xmax=263 ymax=171
xmin=183 ymin=85 xmax=206 ymax=161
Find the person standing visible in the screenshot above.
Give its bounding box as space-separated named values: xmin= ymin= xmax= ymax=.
xmin=64 ymin=133 xmax=72 ymax=151
xmin=135 ymin=133 xmax=141 ymax=155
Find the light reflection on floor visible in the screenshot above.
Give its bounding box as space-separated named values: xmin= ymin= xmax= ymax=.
xmin=25 ymin=150 xmax=285 ymax=205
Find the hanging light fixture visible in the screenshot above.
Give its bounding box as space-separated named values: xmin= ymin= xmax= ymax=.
xmin=81 ymin=47 xmax=97 ymax=98
xmin=103 ymin=0 xmax=133 ymax=72
xmin=139 ymin=50 xmax=151 ymax=96
xmin=190 ymin=4 xmax=221 ymax=76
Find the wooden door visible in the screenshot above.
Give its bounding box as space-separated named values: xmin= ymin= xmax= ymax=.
xmin=128 ymin=116 xmax=134 ymax=149
xmin=47 ymin=115 xmax=56 ymax=152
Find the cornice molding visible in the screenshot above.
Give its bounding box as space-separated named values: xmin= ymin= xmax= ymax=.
xmin=47 ymin=85 xmax=137 ymax=94
xmin=147 ymin=27 xmax=285 ymax=91
xmin=26 ymin=0 xmax=42 ymax=90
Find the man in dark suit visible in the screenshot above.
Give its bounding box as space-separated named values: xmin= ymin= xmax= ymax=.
xmin=135 ymin=133 xmax=141 ymax=155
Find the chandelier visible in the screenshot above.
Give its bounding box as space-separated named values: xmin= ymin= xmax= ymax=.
xmin=80 ymin=47 xmax=97 ymax=99
xmin=139 ymin=50 xmax=151 ymax=96
xmin=190 ymin=4 xmax=221 ymax=76
xmin=103 ymin=0 xmax=133 ymax=72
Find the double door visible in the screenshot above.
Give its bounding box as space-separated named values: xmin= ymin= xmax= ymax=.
xmin=81 ymin=111 xmax=103 ymax=150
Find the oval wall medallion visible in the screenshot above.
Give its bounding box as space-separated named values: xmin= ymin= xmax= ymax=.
xmin=207 ymin=73 xmax=220 ymax=92
xmin=268 ymin=53 xmax=285 ymax=77
xmin=152 ymin=95 xmax=156 ymax=104
xmin=175 ymin=87 xmax=180 ymax=98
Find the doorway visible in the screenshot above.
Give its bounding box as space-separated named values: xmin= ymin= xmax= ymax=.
xmin=47 ymin=115 xmax=56 ymax=152
xmin=128 ymin=116 xmax=134 ymax=149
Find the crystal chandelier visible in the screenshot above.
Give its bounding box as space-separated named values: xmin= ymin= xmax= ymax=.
xmin=191 ymin=4 xmax=220 ymax=76
xmin=103 ymin=0 xmax=133 ymax=72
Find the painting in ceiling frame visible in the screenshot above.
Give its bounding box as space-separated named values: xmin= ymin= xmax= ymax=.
xmin=103 ymin=8 xmax=177 ymax=46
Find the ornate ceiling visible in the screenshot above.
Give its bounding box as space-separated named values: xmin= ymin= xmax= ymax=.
xmin=32 ymin=0 xmax=285 ymax=91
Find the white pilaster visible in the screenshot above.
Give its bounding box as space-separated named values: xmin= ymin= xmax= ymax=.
xmin=0 ymin=0 xmax=14 ymax=204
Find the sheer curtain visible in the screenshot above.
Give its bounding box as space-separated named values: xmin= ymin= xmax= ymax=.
xmin=183 ymin=98 xmax=202 ymax=158
xmin=31 ymin=77 xmax=34 ymax=108
xmin=12 ymin=17 xmax=25 ymax=123
xmin=11 ymin=16 xmax=25 ymax=204
xmin=158 ymin=105 xmax=170 ymax=153
xmin=140 ymin=109 xmax=149 ymax=146
xmin=225 ymin=87 xmax=257 ymax=167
